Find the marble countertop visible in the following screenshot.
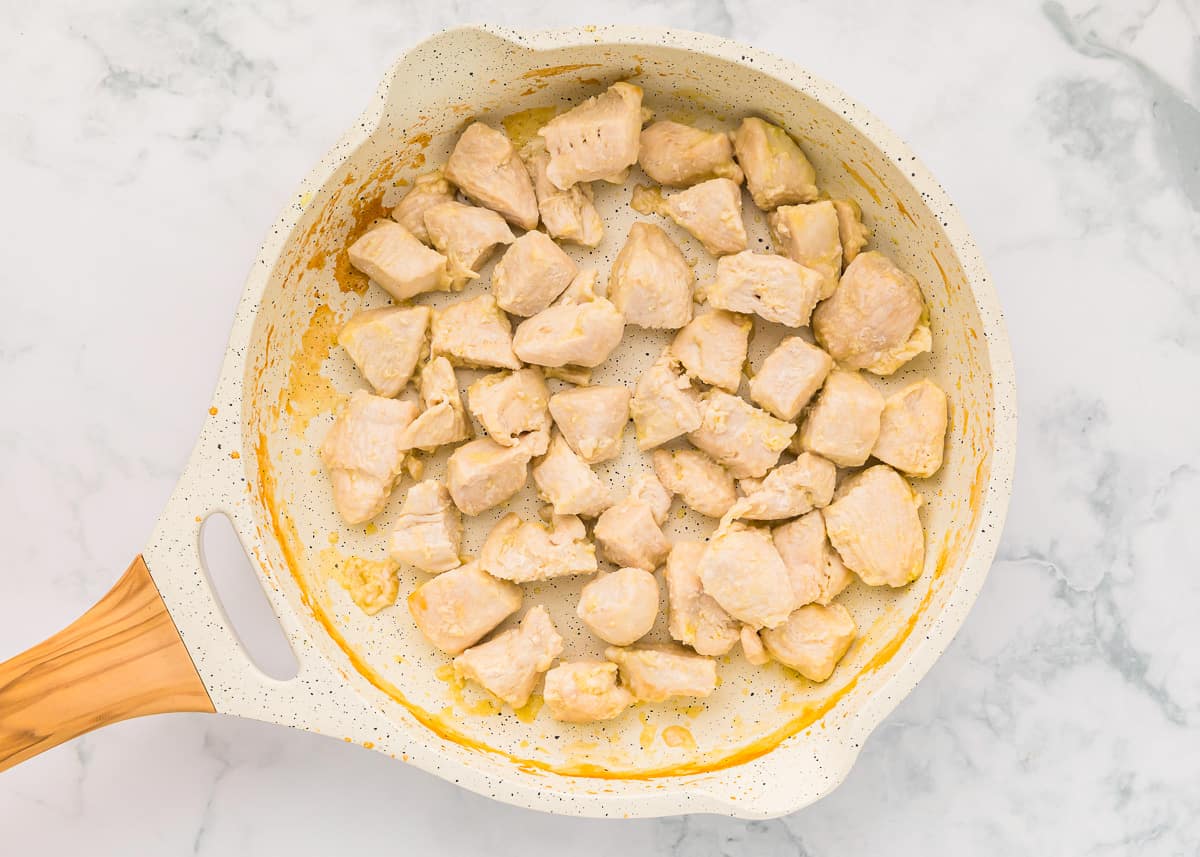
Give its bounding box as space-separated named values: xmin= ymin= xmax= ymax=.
xmin=2 ymin=0 xmax=1198 ymax=853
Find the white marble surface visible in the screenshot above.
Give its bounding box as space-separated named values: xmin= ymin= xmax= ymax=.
xmin=2 ymin=0 xmax=1198 ymax=853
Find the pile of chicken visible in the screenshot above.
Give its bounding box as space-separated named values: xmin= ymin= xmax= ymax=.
xmin=319 ymin=81 xmax=948 ymax=725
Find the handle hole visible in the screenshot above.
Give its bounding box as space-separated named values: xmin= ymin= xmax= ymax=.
xmin=199 ymin=513 xmax=299 ymax=680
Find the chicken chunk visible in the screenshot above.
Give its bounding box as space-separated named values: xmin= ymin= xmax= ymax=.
xmin=664 ymin=542 xmax=739 ymax=656
xmin=397 ymin=357 xmax=471 ymax=452
xmin=391 ymin=169 xmax=456 ymax=244
xmin=871 ymin=379 xmax=949 ymax=478
xmin=577 ymin=567 xmax=660 ymax=646
xmin=423 ymin=201 xmax=515 ymax=287
xmin=732 ymin=117 xmax=819 ymax=210
xmin=740 ymin=625 xmax=770 ymax=666
xmin=687 ymin=390 xmax=795 ymax=479
xmin=593 ymin=474 xmax=672 ymax=571
xmin=629 ymin=349 xmax=703 ymax=450
xmin=407 ymin=560 xmax=523 ymax=656
xmin=797 ymin=370 xmax=884 ymax=467
xmin=727 ymin=452 xmax=836 ymax=522
xmin=638 ymin=120 xmax=743 ymax=187
xmin=338 ymin=305 xmax=431 ymax=398
xmin=831 ymin=198 xmax=869 ymax=266
xmin=698 ymin=520 xmax=794 ymax=629
xmin=543 ymin=365 xmax=592 ymax=386
xmin=521 ymin=138 xmax=604 ymax=247
xmin=772 ymin=510 xmax=853 ymax=607
xmin=512 ymin=270 xmax=625 ymax=368
xmin=444 ymin=429 xmax=548 ymax=516
xmin=347 ymin=221 xmax=452 ymax=301
xmin=631 ymin=179 xmax=748 ymax=256
xmin=812 ymin=251 xmax=931 ymax=375
xmin=388 ymin=480 xmax=462 ymax=573
xmin=443 ymin=122 xmax=539 ymax=230
xmin=652 ymin=448 xmax=737 ymax=518
xmin=466 ymin=367 xmax=551 ymax=447
xmin=531 ymin=432 xmax=614 ymax=518
xmin=548 ymin=385 xmax=630 ymax=464
xmin=607 ymin=222 xmax=694 ymax=329
xmin=760 ymin=603 xmax=856 ymax=682
xmin=670 ymin=310 xmax=752 ymax=393
xmin=543 ymin=661 xmax=633 ymax=723
xmin=748 ymin=336 xmax=833 ymax=421
xmin=453 ymin=605 xmax=564 ymax=709
xmin=320 ymin=390 xmax=417 ymax=524
xmin=823 ymin=465 xmax=925 ymax=587
xmin=479 ymin=512 xmax=597 ymax=583
xmin=431 ymin=293 xmax=521 ymax=370
xmin=768 ymin=201 xmax=842 ymax=299
xmin=539 ymin=81 xmax=644 ymax=189
xmin=491 ymin=230 xmax=578 ymax=316
xmin=605 ymin=646 xmax=717 ymax=701
xmin=707 ymin=251 xmax=822 ymax=328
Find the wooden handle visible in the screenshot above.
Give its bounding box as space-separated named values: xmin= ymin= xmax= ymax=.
xmin=0 ymin=556 xmax=214 ymax=771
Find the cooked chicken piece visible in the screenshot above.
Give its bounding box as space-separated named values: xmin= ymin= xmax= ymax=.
xmin=338 ymin=305 xmax=431 ymax=398
xmin=670 ymin=310 xmax=752 ymax=393
xmin=443 ymin=122 xmax=539 ymax=230
xmin=521 ymin=138 xmax=604 ymax=247
xmin=531 ymin=432 xmax=614 ymax=518
xmin=687 ymin=390 xmax=795 ymax=479
xmin=760 ymin=603 xmax=856 ymax=682
xmin=768 ymin=201 xmax=842 ymax=299
xmin=548 ymin=385 xmax=630 ymax=464
xmin=453 ymin=605 xmax=564 ymax=709
xmin=391 ymin=169 xmax=456 ymax=244
xmin=797 ymin=370 xmax=884 ymax=467
xmin=543 ymin=365 xmax=593 ymax=386
xmin=512 ymin=270 xmax=625 ymax=368
xmin=872 ymin=379 xmax=949 ymax=478
xmin=539 ymin=81 xmax=644 ymax=189
xmin=320 ymin=390 xmax=417 ymax=524
xmin=630 ymin=349 xmax=703 ymax=450
xmin=726 ymin=452 xmax=836 ymax=521
xmin=334 ymin=556 xmax=399 ymax=616
xmin=347 ymin=221 xmax=452 ymax=301
xmin=698 ymin=520 xmax=794 ymax=629
xmin=431 ymin=293 xmax=521 ymax=370
xmin=404 ymin=455 xmax=425 ymax=482
xmin=444 ymin=429 xmax=548 ymax=516
xmin=638 ymin=120 xmax=744 ymax=187
xmin=407 ymin=560 xmax=523 ymax=656
xmin=577 ymin=567 xmax=660 ymax=646
xmin=397 ymin=357 xmax=471 ymax=452
xmin=732 ymin=117 xmax=819 ymax=210
xmin=823 ymin=465 xmax=925 ymax=587
xmin=664 ymin=542 xmax=739 ymax=656
xmin=593 ymin=473 xmax=672 ymax=571
xmin=748 ymin=336 xmax=832 ymax=421
xmin=491 ymin=230 xmax=579 ymax=316
xmin=466 ymin=367 xmax=550 ymax=447
xmin=479 ymin=512 xmax=597 ymax=583
xmin=631 ymin=179 xmax=748 ymax=256
xmin=812 ymin=251 xmax=931 ymax=375
xmin=605 ymin=646 xmax=717 ymax=701
xmin=388 ymin=479 xmax=462 ymax=573
xmin=652 ymin=448 xmax=737 ymax=518
xmin=543 ymin=660 xmax=633 ymax=723
xmin=831 ymin=198 xmax=869 ymax=266
xmin=423 ymin=201 xmax=515 ymax=287
xmin=740 ymin=625 xmax=770 ymax=666
xmin=609 ymin=222 xmax=694 ymax=329
xmin=772 ymin=510 xmax=853 ymax=607
xmin=707 ymin=251 xmax=822 ymax=328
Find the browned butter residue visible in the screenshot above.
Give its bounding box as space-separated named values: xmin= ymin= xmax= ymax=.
xmin=840 ymin=160 xmax=881 ymax=205
xmin=519 ymin=63 xmax=601 ymax=80
xmin=279 ymin=304 xmax=344 ymax=438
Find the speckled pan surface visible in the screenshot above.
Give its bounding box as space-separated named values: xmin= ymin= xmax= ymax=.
xmin=142 ymin=25 xmax=1016 ymax=819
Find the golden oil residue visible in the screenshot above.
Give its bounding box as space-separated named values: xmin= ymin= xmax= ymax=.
xmin=513 ymin=694 xmax=543 ymax=723
xmin=321 ymin=547 xmax=397 ymax=616
xmin=436 ymin=662 xmax=500 ymax=716
xmin=502 ymin=105 xmax=558 ymax=149
xmin=638 ymin=712 xmax=657 ymax=751
xmin=327 ymin=531 xmax=340 ymax=544
xmin=208 ymin=406 xmax=218 ymax=416
xmin=929 ymin=250 xmax=951 ymax=292
xmin=661 ymin=726 xmax=697 ymax=751
xmin=840 ymin=160 xmax=881 ymax=205
xmin=408 ymin=132 xmax=432 ymax=148
xmin=306 ymin=249 xmax=327 ymax=271
xmin=229 ymin=450 xmax=240 ymax=459
xmin=363 ymin=741 xmax=375 ymax=750
xmin=365 ymin=521 xmax=378 ymax=536
xmin=681 ymin=704 xmax=705 ymax=719
xmin=333 ymin=191 xmax=389 ymax=295
xmin=860 ymin=161 xmax=916 ymax=227
xmin=519 ymin=63 xmax=601 ymax=80
xmin=280 ymin=304 xmax=344 ymax=439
